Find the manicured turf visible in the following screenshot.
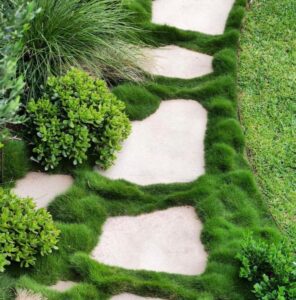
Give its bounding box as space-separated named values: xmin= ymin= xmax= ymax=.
xmin=238 ymin=0 xmax=296 ymax=241
xmin=1 ymin=0 xmax=286 ymax=299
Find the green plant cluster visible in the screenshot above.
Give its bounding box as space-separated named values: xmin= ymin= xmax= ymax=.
xmin=0 ymin=188 xmax=60 ymax=272
xmin=27 ymin=68 xmax=131 ymax=170
xmin=0 ymin=1 xmax=37 ymax=130
xmin=237 ymin=235 xmax=296 ymax=299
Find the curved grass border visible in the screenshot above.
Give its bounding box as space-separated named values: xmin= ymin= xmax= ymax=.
xmin=3 ymin=1 xmax=281 ymax=299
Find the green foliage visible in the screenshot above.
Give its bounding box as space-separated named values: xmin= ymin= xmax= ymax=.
xmin=113 ymin=84 xmax=160 ymax=120
xmin=0 ymin=274 xmax=17 ymax=300
xmin=18 ymin=0 xmax=145 ymax=99
xmin=0 ymin=188 xmax=60 ymax=272
xmin=27 ymin=68 xmax=131 ymax=170
xmin=237 ymin=235 xmax=296 ymax=299
xmin=1 ymin=138 xmax=29 ymax=182
xmin=0 ymin=1 xmax=37 ymax=129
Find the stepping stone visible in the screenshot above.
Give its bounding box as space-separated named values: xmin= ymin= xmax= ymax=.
xmin=141 ymin=45 xmax=213 ymax=79
xmin=49 ymin=281 xmax=77 ymax=292
xmin=152 ymin=0 xmax=235 ymax=35
xmin=97 ymin=100 xmax=207 ymax=185
xmin=15 ymin=289 xmax=45 ymax=300
xmin=91 ymin=206 xmax=208 ymax=275
xmin=111 ymin=294 xmax=164 ymax=300
xmin=13 ymin=172 xmax=73 ymax=208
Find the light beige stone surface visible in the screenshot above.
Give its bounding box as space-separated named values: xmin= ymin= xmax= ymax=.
xmin=13 ymin=172 xmax=73 ymax=208
xmin=15 ymin=289 xmax=45 ymax=300
xmin=141 ymin=45 xmax=213 ymax=79
xmin=49 ymin=281 xmax=77 ymax=292
xmin=97 ymin=100 xmax=207 ymax=185
xmin=111 ymin=294 xmax=164 ymax=300
xmin=152 ymin=0 xmax=235 ymax=35
xmin=91 ymin=206 xmax=208 ymax=275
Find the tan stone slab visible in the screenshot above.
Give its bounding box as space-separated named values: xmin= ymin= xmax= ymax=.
xmin=97 ymin=100 xmax=207 ymax=185
xmin=141 ymin=45 xmax=213 ymax=79
xmin=49 ymin=281 xmax=77 ymax=292
xmin=91 ymin=206 xmax=208 ymax=275
xmin=13 ymin=172 xmax=73 ymax=208
xmin=111 ymin=294 xmax=164 ymax=300
xmin=152 ymin=0 xmax=235 ymax=35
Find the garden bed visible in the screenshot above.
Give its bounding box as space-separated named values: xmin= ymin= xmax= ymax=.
xmin=1 ymin=0 xmax=294 ymax=300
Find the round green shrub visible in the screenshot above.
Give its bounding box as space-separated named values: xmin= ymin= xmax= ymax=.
xmin=26 ymin=68 xmax=131 ymax=170
xmin=237 ymin=235 xmax=296 ymax=299
xmin=0 ymin=188 xmax=60 ymax=272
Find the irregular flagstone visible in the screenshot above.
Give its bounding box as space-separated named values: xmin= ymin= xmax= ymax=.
xmin=91 ymin=206 xmax=208 ymax=275
xmin=15 ymin=289 xmax=45 ymax=300
xmin=152 ymin=0 xmax=235 ymax=35
xmin=141 ymin=45 xmax=213 ymax=79
xmin=13 ymin=172 xmax=73 ymax=208
xmin=49 ymin=281 xmax=77 ymax=292
xmin=97 ymin=100 xmax=207 ymax=185
xmin=111 ymin=294 xmax=164 ymax=300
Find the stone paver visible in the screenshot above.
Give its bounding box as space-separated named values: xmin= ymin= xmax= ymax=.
xmin=111 ymin=294 xmax=164 ymax=300
xmin=91 ymin=206 xmax=208 ymax=275
xmin=152 ymin=0 xmax=235 ymax=35
xmin=49 ymin=281 xmax=77 ymax=292
xmin=141 ymin=45 xmax=213 ymax=79
xmin=13 ymin=172 xmax=73 ymax=208
xmin=97 ymin=100 xmax=207 ymax=185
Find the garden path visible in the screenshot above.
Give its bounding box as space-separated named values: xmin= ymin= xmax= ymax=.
xmin=14 ymin=0 xmax=236 ymax=298
xmin=94 ymin=1 xmax=235 ymax=299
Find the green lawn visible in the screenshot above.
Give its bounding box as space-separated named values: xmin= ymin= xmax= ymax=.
xmin=238 ymin=0 xmax=296 ymax=241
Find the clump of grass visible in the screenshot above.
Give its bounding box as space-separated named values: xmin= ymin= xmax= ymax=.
xmin=19 ymin=0 xmax=146 ymax=99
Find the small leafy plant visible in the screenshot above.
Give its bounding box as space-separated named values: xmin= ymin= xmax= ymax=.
xmin=0 ymin=188 xmax=60 ymax=272
xmin=27 ymin=68 xmax=131 ymax=170
xmin=237 ymin=235 xmax=296 ymax=300
xmin=0 ymin=1 xmax=37 ymax=129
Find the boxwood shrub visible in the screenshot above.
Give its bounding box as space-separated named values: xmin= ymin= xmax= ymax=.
xmin=26 ymin=68 xmax=131 ymax=170
xmin=237 ymin=235 xmax=296 ymax=299
xmin=0 ymin=188 xmax=60 ymax=272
